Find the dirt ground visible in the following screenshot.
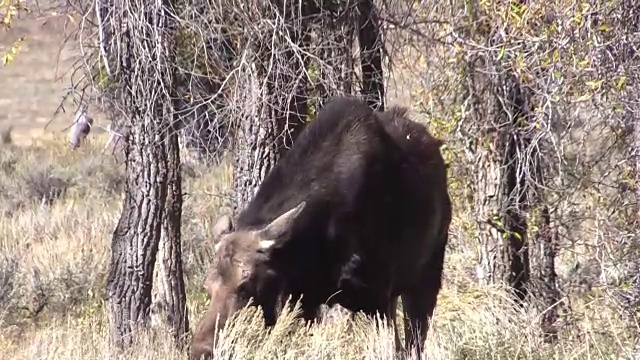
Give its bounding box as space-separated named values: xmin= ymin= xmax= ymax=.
xmin=0 ymin=9 xmax=99 ymax=145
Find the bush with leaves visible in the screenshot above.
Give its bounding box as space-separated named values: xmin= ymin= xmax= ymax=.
xmin=382 ymin=0 xmax=640 ymax=336
xmin=1 ymin=0 xmax=29 ymax=65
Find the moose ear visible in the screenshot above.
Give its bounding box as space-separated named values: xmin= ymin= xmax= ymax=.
xmin=212 ymin=215 xmax=233 ymax=240
xmin=256 ymin=201 xmax=306 ymax=247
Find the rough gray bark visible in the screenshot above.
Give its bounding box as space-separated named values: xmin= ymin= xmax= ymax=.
xmin=107 ymin=124 xmax=169 ymax=348
xmin=108 ymin=126 xmax=189 ymax=349
xmin=232 ymin=73 xmax=281 ymax=211
xmin=457 ymin=0 xmax=532 ymax=299
xmin=478 ymin=73 xmax=531 ymax=301
xmin=312 ymin=0 xmax=356 ymax=109
xmin=151 ymin=126 xmax=189 ymax=347
xmin=357 ymin=0 xmax=385 ymax=111
xmin=231 ymin=0 xmax=385 ymax=213
xmin=535 ymin=206 xmax=560 ymax=343
xmin=104 ymin=0 xmax=188 ymax=349
xmin=232 ymin=1 xmax=310 ymax=213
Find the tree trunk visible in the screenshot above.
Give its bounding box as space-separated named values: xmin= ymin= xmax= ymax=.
xmin=498 ymin=80 xmax=531 ymax=301
xmin=107 ymin=124 xmax=169 ymax=348
xmin=151 ymin=127 xmax=189 ymax=347
xmin=357 ymin=0 xmax=385 ymax=111
xmin=108 ymin=127 xmax=189 ymax=350
xmin=475 ymin=72 xmax=531 ymax=302
xmin=232 ymin=1 xmax=310 ymax=213
xmin=534 ymin=206 xmax=560 ymax=343
xmin=526 ymin=100 xmax=560 ymax=343
xmin=232 ymin=83 xmax=283 ymax=212
xmin=474 ymin=135 xmax=504 ymax=285
xmin=312 ymin=0 xmax=356 ymax=109
xmin=104 ymin=0 xmax=188 ymax=349
xmin=461 ymin=0 xmax=532 ymax=296
xmin=470 ymin=65 xmax=533 ymax=300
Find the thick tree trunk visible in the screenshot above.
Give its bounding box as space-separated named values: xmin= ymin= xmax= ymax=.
xmin=108 ymin=127 xmax=189 ymax=348
xmin=151 ymin=128 xmax=189 ymax=346
xmin=633 ymin=84 xmax=640 ymax=221
xmin=474 ymin=139 xmax=504 ymax=284
xmin=107 ymin=124 xmax=169 ymax=348
xmin=526 ymin=103 xmax=560 ymax=343
xmin=461 ymin=0 xmax=532 ymax=294
xmin=475 ymin=73 xmax=531 ymax=302
xmin=104 ymin=0 xmax=188 ymax=349
xmin=232 ymin=1 xmax=309 ymax=213
xmin=357 ymin=0 xmax=385 ymax=111
xmin=621 ymin=106 xmax=640 ymax=319
xmin=232 ymin=89 xmax=283 ymax=212
xmin=498 ymin=92 xmax=531 ymax=301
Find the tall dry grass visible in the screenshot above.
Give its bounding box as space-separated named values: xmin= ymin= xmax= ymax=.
xmin=0 ymin=134 xmax=638 ymax=360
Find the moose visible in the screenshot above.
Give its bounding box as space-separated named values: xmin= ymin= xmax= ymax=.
xmin=190 ymin=96 xmax=452 ymax=359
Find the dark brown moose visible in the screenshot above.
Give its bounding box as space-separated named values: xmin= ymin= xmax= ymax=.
xmin=190 ymin=96 xmax=452 ymax=360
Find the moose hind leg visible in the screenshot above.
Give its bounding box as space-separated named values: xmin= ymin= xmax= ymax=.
xmin=386 ymin=295 xmax=403 ymax=354
xmin=401 ymin=243 xmax=446 ymax=359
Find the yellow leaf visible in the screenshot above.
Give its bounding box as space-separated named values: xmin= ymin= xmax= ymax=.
xmin=3 ymin=37 xmax=24 ymax=66
xmin=598 ymin=24 xmax=611 ymax=32
xmin=513 ymin=232 xmax=523 ymax=241
xmin=616 ymin=76 xmax=627 ymax=90
xmin=2 ymin=53 xmax=13 ymax=66
xmin=575 ymin=94 xmax=591 ymax=102
xmin=577 ymin=59 xmax=589 ymax=68
xmin=585 ymin=79 xmax=604 ymax=88
xmin=497 ymin=46 xmax=505 ymax=61
xmin=580 ymin=2 xmax=591 ymax=12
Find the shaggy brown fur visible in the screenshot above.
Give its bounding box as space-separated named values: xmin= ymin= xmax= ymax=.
xmin=190 ymin=96 xmax=452 ymax=360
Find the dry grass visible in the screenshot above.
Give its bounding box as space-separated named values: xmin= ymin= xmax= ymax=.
xmin=0 ymin=135 xmax=636 ymax=360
